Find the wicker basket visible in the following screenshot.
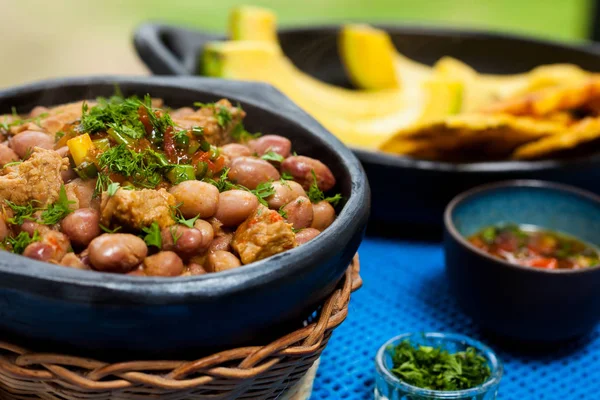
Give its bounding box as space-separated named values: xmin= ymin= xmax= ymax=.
xmin=0 ymin=255 xmax=361 ymax=400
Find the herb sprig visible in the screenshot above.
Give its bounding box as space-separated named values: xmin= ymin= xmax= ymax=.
xmin=5 ymin=200 xmax=38 ymax=225
xmin=40 ymin=186 xmax=75 ymax=225
xmin=5 ymin=186 xmax=74 ymax=226
xmin=142 ymin=222 xmax=162 ymax=249
xmin=170 ymin=203 xmax=201 ymax=228
xmin=261 ymin=151 xmax=284 ymax=163
xmin=5 ymin=230 xmax=40 ymax=254
xmin=97 ymin=144 xmax=166 ymax=190
xmin=306 ymin=170 xmax=342 ymax=206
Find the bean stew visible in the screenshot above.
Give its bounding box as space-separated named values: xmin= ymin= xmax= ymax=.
xmin=0 ymin=95 xmax=342 ymax=276
xmin=468 ymin=223 xmax=600 ymax=270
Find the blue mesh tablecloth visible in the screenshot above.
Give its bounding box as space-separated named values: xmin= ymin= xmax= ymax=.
xmin=311 ymin=237 xmax=599 ymax=400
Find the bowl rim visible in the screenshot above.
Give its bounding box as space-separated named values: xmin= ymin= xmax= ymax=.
xmin=374 ymin=332 xmax=503 ymax=398
xmin=0 ymin=75 xmax=370 ymax=302
xmin=135 ymin=22 xmax=600 ymax=174
xmin=444 ymin=179 xmax=600 ymax=275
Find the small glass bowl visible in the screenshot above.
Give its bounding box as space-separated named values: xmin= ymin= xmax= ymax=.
xmin=375 ymin=332 xmax=503 ymax=400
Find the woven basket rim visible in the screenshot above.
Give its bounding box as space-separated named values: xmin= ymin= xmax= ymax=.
xmin=0 ymin=255 xmax=361 ymax=393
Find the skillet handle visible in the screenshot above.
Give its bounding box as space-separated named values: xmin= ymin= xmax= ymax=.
xmin=134 ymin=23 xmax=220 ymax=76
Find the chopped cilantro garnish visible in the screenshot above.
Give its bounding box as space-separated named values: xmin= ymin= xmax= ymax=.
xmin=205 ymin=168 xmax=238 ymax=192
xmin=278 ymin=205 xmax=288 ymax=219
xmin=251 ymin=181 xmax=276 ymax=207
xmin=261 ymin=151 xmax=284 ymax=163
xmin=94 ymin=172 xmax=112 ymax=197
xmin=142 ymin=222 xmax=162 ymax=249
xmin=5 ymin=200 xmax=38 ymax=225
xmin=170 ymin=225 xmax=182 ymax=244
xmin=323 ymin=193 xmax=342 ymax=207
xmin=280 ymin=172 xmax=294 ymax=181
xmin=79 ymin=94 xmax=173 ymax=144
xmin=230 ymin=122 xmax=261 ymax=142
xmin=389 ymin=340 xmax=491 ymax=391
xmin=171 ymin=203 xmax=201 ymax=228
xmin=215 ymin=106 xmax=232 ymax=128
xmin=306 ymin=170 xmax=342 ymax=206
xmin=5 ymin=230 xmax=40 ymax=254
xmin=97 ymin=144 xmax=165 ymax=189
xmin=2 ymin=161 xmax=21 ymax=168
xmin=40 ymin=186 xmax=75 ymax=225
xmin=99 ymin=224 xmax=121 ymax=234
xmin=106 ymin=182 xmax=121 ymax=197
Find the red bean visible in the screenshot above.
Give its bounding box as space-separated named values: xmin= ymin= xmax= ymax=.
xmin=61 ymin=168 xmax=78 ymax=183
xmin=0 ymin=143 xmax=18 ymax=166
xmin=266 ymin=180 xmax=306 ymax=209
xmin=19 ymin=221 xmax=50 ymax=237
xmin=229 ymin=157 xmax=280 ymax=189
xmin=10 ymin=131 xmax=54 ymax=158
xmin=23 ymin=242 xmax=54 ymax=262
xmin=55 ymin=146 xmax=69 ymax=157
xmin=143 ymin=251 xmax=184 ymax=277
xmin=169 ymin=181 xmax=219 ymax=219
xmin=221 ymin=143 xmax=252 ymax=166
xmin=248 ymin=135 xmax=292 ymax=157
xmin=214 ymin=190 xmax=258 ymax=226
xmin=59 ymin=253 xmax=88 ymax=269
xmin=29 ymin=106 xmax=50 ymax=118
xmin=161 ymin=225 xmax=210 ymax=257
xmin=61 ymin=208 xmax=101 ymax=247
xmin=41 ymin=231 xmax=70 ymax=261
xmin=188 ymin=262 xmax=208 ymax=275
xmin=88 ymin=234 xmax=148 ymax=273
xmin=281 ymin=156 xmax=336 ymax=191
xmin=209 ymin=233 xmax=233 ymax=253
xmin=64 ymin=179 xmax=97 ymax=210
xmin=282 ymin=196 xmax=313 ymax=229
xmin=207 ymin=251 xmax=242 ymax=272
xmin=311 ymin=201 xmax=336 ymax=231
xmin=295 ymin=228 xmax=320 ymax=245
xmin=194 ymin=219 xmax=214 ymax=244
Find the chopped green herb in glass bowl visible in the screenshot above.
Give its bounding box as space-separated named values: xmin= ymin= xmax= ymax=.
xmin=375 ymin=333 xmax=503 ymax=400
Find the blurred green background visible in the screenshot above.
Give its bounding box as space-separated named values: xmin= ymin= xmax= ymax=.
xmin=0 ymin=0 xmax=593 ymax=88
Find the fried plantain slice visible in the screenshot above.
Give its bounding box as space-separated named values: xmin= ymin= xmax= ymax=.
xmin=513 ymin=117 xmax=600 ymax=159
xmin=482 ymin=77 xmax=600 ymax=116
xmin=379 ymin=114 xmax=566 ymax=161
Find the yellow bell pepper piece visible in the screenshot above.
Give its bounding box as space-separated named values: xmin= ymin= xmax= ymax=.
xmin=67 ymin=133 xmax=95 ymax=166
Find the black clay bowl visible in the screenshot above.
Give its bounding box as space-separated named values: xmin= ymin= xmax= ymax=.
xmin=134 ymin=23 xmax=600 ymax=229
xmin=444 ymin=180 xmax=600 ymax=342
xmin=0 ymin=76 xmax=369 ymax=360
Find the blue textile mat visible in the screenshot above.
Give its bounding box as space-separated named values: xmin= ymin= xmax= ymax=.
xmin=311 ymin=237 xmax=599 ymax=400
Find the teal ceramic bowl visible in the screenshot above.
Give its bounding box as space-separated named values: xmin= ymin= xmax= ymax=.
xmin=444 ymin=180 xmax=600 ymax=341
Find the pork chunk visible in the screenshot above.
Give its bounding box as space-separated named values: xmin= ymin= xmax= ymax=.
xmin=232 ymin=205 xmax=297 ymax=264
xmin=100 ymin=188 xmax=176 ymax=230
xmin=0 ymin=147 xmax=68 ymax=206
xmin=171 ymin=99 xmax=246 ymax=146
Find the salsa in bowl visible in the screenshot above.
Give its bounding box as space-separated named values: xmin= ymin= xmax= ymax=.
xmin=468 ymin=223 xmax=600 ymax=270
xmin=444 ymin=180 xmax=600 ymax=341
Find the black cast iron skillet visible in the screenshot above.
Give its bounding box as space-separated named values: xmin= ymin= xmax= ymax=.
xmin=134 ymin=23 xmax=600 ymax=229
xmin=0 ymin=76 xmax=369 ymax=360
